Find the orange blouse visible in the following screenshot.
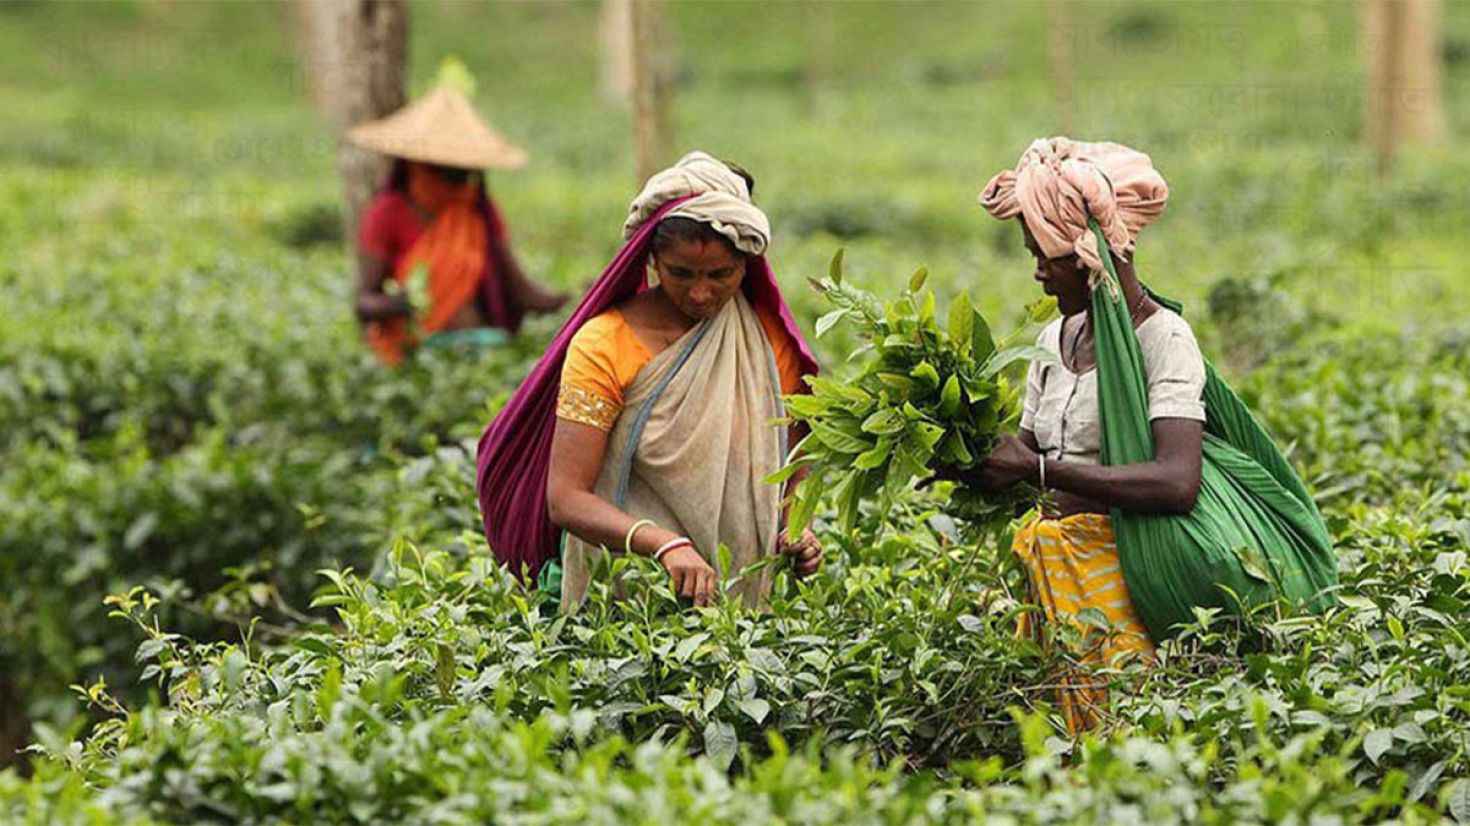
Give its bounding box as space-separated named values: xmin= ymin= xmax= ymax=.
xmin=557 ymin=303 xmax=806 ymax=431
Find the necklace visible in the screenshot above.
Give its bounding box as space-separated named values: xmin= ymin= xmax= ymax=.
xmin=1127 ymin=288 xmax=1150 ymax=321
xmin=1063 ymin=289 xmax=1151 ymax=369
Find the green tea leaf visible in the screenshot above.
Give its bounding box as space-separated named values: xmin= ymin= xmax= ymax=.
xmin=829 ymin=247 xmax=845 ymax=284
xmin=813 ymin=423 xmax=872 ymax=455
xmin=704 ymin=719 xmax=738 ymax=771
xmin=737 ymin=697 xmax=771 ymax=724
xmin=1448 ymin=778 xmax=1470 ymax=823
xmin=948 ymin=292 xmax=974 ymax=351
xmin=762 ymin=458 xmax=813 ymax=486
xmin=434 ymin=643 xmax=456 ymax=700
xmin=676 ymin=633 xmax=711 ymax=662
xmin=808 ymin=377 xmax=872 ymax=405
xmin=914 ymin=422 xmax=946 ymax=450
xmin=853 ymin=439 xmax=893 ymax=470
xmin=814 ymin=309 xmax=848 ymax=339
xmin=938 ymin=432 xmax=974 ymax=466
xmin=972 ymin=311 xmax=996 ymax=364
xmin=787 ymin=475 xmax=820 ymax=538
xmin=908 ymin=266 xmax=928 ymax=293
xmin=783 ymin=394 xmax=833 ymax=419
xmin=982 ymin=345 xmax=1051 ymax=379
xmin=833 ymin=470 xmax=863 ymax=533
xmin=878 ymin=373 xmax=919 ymax=394
xmin=1364 ymin=728 xmax=1394 ymax=765
xmin=939 ymin=375 xmax=962 ymax=417
xmin=717 ymin=545 xmax=734 ymax=583
xmin=1027 ymin=295 xmax=1060 ymax=323
xmin=910 ymin=361 xmax=940 ymax=390
xmin=861 ymin=408 xmax=906 ymax=436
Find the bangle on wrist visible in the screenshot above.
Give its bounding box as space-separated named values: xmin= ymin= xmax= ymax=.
xmin=653 ymin=537 xmax=693 ymax=563
xmin=1038 ymin=454 xmax=1047 ymax=491
xmin=625 ymin=519 xmax=655 ymax=555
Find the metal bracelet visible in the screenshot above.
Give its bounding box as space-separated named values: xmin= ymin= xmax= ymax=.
xmin=624 ymin=519 xmax=656 ymax=556
xmin=653 ymin=537 xmax=694 ymax=564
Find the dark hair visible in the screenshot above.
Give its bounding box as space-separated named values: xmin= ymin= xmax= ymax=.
xmin=721 ymin=159 xmax=755 ymax=195
xmin=651 ymin=216 xmax=741 ymax=257
xmin=427 ymin=162 xmax=474 ymax=184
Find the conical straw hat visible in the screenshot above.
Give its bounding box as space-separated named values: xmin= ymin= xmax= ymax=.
xmin=347 ymin=85 xmax=528 ymax=170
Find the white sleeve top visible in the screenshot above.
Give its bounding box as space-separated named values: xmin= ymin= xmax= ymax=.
xmin=1019 ymin=309 xmax=1207 ymax=466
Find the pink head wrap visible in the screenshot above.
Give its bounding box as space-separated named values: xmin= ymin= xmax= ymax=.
xmin=979 ymin=137 xmax=1169 ymax=276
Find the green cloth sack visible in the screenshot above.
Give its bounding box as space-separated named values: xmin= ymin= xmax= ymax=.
xmin=1088 ymin=220 xmax=1337 ymax=639
xmin=536 ymin=533 xmax=567 ymax=614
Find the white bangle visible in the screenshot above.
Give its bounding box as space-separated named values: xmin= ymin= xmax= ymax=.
xmin=1038 ymin=455 xmax=1047 ymax=491
xmin=653 ymin=537 xmax=693 ymax=563
xmin=625 ymin=519 xmax=655 ymax=556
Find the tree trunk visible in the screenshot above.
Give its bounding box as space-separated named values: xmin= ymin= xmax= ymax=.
xmin=600 ymin=0 xmax=634 ymax=107
xmin=0 ymin=677 xmax=28 ymax=775
xmin=801 ymin=0 xmax=833 ymax=110
xmin=298 ymin=0 xmax=408 ymax=245
xmin=629 ymin=0 xmax=672 ymax=183
xmin=1045 ymin=0 xmax=1077 ymax=135
xmin=1364 ymin=0 xmax=1446 ymax=176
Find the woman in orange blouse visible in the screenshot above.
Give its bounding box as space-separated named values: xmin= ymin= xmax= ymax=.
xmin=540 ymin=153 xmax=822 ymax=609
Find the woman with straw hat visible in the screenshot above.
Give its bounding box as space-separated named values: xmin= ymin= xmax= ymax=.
xmin=349 ymin=82 xmax=567 ymax=364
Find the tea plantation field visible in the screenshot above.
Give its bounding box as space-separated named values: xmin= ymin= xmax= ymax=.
xmin=3 ymin=1 xmax=1470 ymax=821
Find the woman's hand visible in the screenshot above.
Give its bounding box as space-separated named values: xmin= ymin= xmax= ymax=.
xmin=777 ymin=528 xmax=823 ymax=578
xmin=659 ymin=545 xmax=717 ymax=606
xmin=974 ymin=434 xmax=1040 ymax=493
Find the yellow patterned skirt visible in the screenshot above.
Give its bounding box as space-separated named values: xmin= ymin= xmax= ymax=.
xmin=1013 ymin=512 xmax=1154 ymax=733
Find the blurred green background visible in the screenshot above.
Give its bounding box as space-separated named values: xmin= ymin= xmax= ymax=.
xmin=4 ymin=0 xmax=1468 ymax=331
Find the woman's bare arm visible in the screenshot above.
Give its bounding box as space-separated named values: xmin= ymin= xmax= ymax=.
xmin=980 ymin=419 xmax=1204 ymax=515
xmin=355 ymin=251 xmax=410 ymax=322
xmin=546 ymin=418 xmax=718 ymax=603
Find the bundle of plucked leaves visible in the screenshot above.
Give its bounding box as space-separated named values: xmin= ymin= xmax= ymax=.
xmin=775 ymin=251 xmax=1055 ymax=538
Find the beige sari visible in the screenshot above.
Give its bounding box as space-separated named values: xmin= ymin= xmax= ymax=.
xmin=561 ymin=292 xmax=788 ymax=609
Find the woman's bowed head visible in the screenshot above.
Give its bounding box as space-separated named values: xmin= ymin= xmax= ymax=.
xmin=970 ymin=138 xmax=1202 ymax=520
xmin=973 ymin=212 xmax=1200 ymax=516
xmin=545 ymin=212 xmax=823 ymax=606
xmin=504 ymin=151 xmax=822 ymax=611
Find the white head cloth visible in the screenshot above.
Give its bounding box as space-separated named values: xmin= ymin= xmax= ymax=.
xmin=623 ymin=151 xmax=771 ymax=256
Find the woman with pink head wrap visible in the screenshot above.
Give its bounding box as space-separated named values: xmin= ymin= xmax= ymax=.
xmin=965 ymin=138 xmax=1335 ymax=732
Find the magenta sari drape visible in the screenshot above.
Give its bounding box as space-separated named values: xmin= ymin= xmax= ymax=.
xmin=475 ymin=197 xmax=818 ymax=582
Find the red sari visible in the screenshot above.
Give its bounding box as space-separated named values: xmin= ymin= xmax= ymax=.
xmin=358 ymin=162 xmax=524 ymax=364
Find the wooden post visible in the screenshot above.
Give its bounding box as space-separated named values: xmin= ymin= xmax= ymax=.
xmin=801 ymin=0 xmax=833 ymax=109
xmin=298 ymin=0 xmax=408 ymax=244
xmin=1396 ymin=0 xmax=1447 ymax=144
xmin=600 ymin=0 xmax=634 ymax=107
xmin=629 ymin=0 xmax=671 ymax=183
xmin=1364 ymin=0 xmax=1446 ymax=176
xmin=1046 ymin=0 xmax=1076 ymax=135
